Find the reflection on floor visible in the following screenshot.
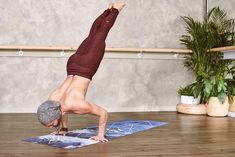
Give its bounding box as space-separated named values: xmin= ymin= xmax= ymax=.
xmin=24 ymin=120 xmax=168 ymax=149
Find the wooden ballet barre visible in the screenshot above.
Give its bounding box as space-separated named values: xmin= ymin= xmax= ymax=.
xmin=0 ymin=45 xmax=77 ymax=51
xmin=0 ymin=45 xmax=192 ymax=53
xmin=0 ymin=45 xmax=234 ymax=53
xmin=108 ymin=48 xmax=192 ymax=53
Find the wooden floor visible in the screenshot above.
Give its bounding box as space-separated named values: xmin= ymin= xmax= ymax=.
xmin=0 ymin=112 xmax=235 ymax=157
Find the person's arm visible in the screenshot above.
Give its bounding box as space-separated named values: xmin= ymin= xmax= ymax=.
xmin=89 ymin=103 xmax=108 ymax=139
xmin=59 ymin=112 xmax=68 ymax=133
xmin=69 ymin=100 xmax=108 ymax=142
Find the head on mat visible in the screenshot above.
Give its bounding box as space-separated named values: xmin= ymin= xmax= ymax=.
xmin=37 ymin=100 xmax=62 ymax=131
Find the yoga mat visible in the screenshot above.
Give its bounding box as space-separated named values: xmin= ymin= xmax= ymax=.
xmin=24 ymin=120 xmax=168 ymax=149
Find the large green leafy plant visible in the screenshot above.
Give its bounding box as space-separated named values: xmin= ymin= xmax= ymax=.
xmin=179 ymin=7 xmax=235 ymax=104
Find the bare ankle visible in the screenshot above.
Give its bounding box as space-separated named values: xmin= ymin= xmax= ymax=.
xmin=112 ymin=3 xmax=126 ymax=12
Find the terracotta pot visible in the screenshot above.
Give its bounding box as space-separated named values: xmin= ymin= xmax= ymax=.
xmin=229 ymin=96 xmax=235 ymax=112
xmin=207 ymin=97 xmax=229 ymax=117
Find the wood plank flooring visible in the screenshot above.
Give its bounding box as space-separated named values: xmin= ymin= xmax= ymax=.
xmin=0 ymin=112 xmax=235 ymax=157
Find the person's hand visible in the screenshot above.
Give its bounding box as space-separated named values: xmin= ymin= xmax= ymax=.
xmin=89 ymin=135 xmax=108 ymax=143
xmin=50 ymin=130 xmax=67 ymax=136
xmin=50 ymin=128 xmax=68 ymax=136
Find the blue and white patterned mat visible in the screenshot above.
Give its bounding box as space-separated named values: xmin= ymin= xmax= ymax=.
xmin=24 ymin=120 xmax=168 ymax=149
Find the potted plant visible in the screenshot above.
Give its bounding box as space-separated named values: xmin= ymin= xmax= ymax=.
xmin=207 ymin=78 xmax=229 ymax=117
xmin=205 ymin=6 xmax=235 ymax=116
xmin=177 ymin=82 xmax=206 ymax=115
xmin=178 ymin=83 xmax=201 ymax=105
xmin=179 ymin=7 xmax=235 ymax=116
xmin=198 ymin=58 xmax=234 ymax=117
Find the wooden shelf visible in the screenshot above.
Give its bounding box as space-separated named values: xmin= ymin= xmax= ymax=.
xmin=210 ymin=45 xmax=235 ymax=52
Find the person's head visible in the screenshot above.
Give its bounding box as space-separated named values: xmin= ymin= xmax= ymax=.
xmin=37 ymin=100 xmax=62 ymax=129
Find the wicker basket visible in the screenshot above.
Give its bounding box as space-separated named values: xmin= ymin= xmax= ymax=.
xmin=229 ymin=96 xmax=235 ymax=112
xmin=176 ymin=103 xmax=207 ymax=115
xmin=207 ymin=97 xmax=229 ymax=117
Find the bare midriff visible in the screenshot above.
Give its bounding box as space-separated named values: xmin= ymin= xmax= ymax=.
xmin=66 ymin=75 xmax=91 ymax=98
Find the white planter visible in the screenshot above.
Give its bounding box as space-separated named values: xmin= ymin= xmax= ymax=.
xmin=207 ymin=96 xmax=229 ymax=117
xmin=180 ymin=95 xmax=201 ymax=105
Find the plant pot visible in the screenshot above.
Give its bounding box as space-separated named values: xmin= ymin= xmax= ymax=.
xmin=207 ymin=96 xmax=229 ymax=117
xmin=229 ymin=96 xmax=235 ymax=112
xmin=180 ymin=95 xmax=201 ymax=105
xmin=176 ymin=103 xmax=207 ymax=115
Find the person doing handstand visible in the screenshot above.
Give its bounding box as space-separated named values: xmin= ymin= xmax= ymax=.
xmin=37 ymin=3 xmax=126 ymax=143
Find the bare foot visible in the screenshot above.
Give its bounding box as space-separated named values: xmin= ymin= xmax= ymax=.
xmin=108 ymin=3 xmax=113 ymax=9
xmin=112 ymin=3 xmax=126 ymax=12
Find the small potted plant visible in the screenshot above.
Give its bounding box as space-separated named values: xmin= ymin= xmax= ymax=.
xmin=177 ymin=82 xmax=206 ymax=115
xmin=206 ymin=59 xmax=235 ymax=117
xmin=178 ymin=83 xmax=201 ymax=105
xmin=207 ymin=79 xmax=229 ymax=117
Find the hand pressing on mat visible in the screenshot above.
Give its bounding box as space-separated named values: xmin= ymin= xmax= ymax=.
xmin=89 ymin=136 xmax=108 ymax=143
